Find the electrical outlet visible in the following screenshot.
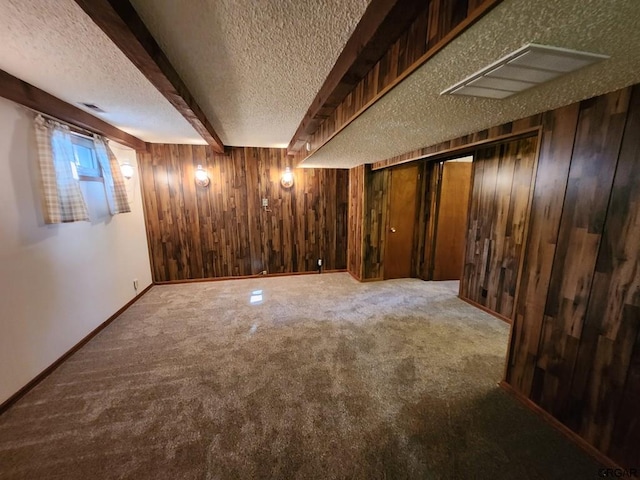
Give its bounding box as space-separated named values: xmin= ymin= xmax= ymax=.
xmin=262 ymin=198 xmax=269 ymax=207
xmin=133 ymin=279 xmax=139 ymax=292
xmin=317 ymin=259 xmax=322 ymax=266
xmin=260 ymin=270 xmax=267 ymax=275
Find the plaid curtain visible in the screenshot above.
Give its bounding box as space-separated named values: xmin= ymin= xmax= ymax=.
xmin=93 ymin=137 xmax=131 ymax=215
xmin=34 ymin=115 xmax=89 ymax=223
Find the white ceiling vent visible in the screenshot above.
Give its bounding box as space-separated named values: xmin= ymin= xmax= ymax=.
xmin=441 ymin=44 xmax=609 ymax=99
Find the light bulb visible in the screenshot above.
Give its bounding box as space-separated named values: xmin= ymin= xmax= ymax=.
xmin=281 ymin=166 xmax=294 ymax=188
xmin=120 ymin=163 xmax=134 ymax=179
xmin=195 ymin=164 xmax=210 ymax=187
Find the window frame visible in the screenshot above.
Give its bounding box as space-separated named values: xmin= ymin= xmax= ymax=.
xmin=70 ymin=133 xmax=103 ymax=182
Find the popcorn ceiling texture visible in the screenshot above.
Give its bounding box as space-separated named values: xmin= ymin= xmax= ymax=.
xmin=130 ymin=0 xmax=371 ymax=147
xmin=303 ymin=0 xmax=640 ymax=168
xmin=0 ymin=0 xmax=205 ymax=144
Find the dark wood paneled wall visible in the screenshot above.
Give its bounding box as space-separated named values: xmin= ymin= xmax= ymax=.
xmin=363 ymin=84 xmax=640 ymax=467
xmin=138 ymin=145 xmax=348 ymax=282
xmin=507 ymin=103 xmax=580 ymax=398
xmin=353 ymin=161 xmax=438 ymax=281
xmin=292 ymin=0 xmax=501 ymax=164
xmin=414 ymin=161 xmax=437 ymax=280
xmin=362 ymin=166 xmax=390 ymax=280
xmin=602 ymin=87 xmax=640 ymax=465
xmin=348 ymin=165 xmax=365 ymax=279
xmin=372 ymin=116 xmax=542 ymax=170
xmin=460 ymin=136 xmax=538 ymax=319
xmin=507 ymin=86 xmax=640 ymax=468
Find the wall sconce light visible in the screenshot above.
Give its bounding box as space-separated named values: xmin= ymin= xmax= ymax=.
xmin=280 ymin=166 xmax=294 ymax=188
xmin=195 ymin=164 xmax=210 ymax=187
xmin=120 ymin=162 xmax=134 ymax=179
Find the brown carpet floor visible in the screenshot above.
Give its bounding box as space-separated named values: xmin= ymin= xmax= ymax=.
xmin=0 ymin=273 xmax=600 ymax=479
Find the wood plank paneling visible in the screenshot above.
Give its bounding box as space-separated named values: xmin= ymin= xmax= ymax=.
xmin=460 ymin=136 xmax=537 ymax=319
xmin=567 ymin=87 xmax=638 ymax=453
xmin=359 ymin=159 xmax=443 ymax=283
xmin=605 ymin=85 xmax=640 ymax=467
xmin=292 ymin=0 xmax=502 ymax=163
xmin=139 ymin=145 xmax=348 ymax=282
xmin=413 ymin=161 xmax=434 ymax=279
xmin=507 ymin=104 xmax=580 ymax=397
xmin=362 ymin=166 xmax=390 ymax=280
xmin=348 ymin=166 xmax=365 ymax=279
xmin=533 ymin=89 xmax=631 ymax=422
xmin=287 ymin=0 xmax=427 ymax=152
xmin=353 ymin=83 xmax=639 ymax=468
xmin=504 ymin=85 xmax=639 ymax=468
xmin=419 ymin=161 xmax=443 ymax=280
xmin=372 ymin=121 xmax=542 ymax=170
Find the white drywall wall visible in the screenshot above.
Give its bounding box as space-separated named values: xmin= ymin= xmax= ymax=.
xmin=0 ymin=97 xmax=153 ymax=404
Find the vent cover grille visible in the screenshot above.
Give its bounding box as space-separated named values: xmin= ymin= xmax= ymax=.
xmin=79 ymin=102 xmax=106 ymax=113
xmin=441 ymin=44 xmax=609 ymax=99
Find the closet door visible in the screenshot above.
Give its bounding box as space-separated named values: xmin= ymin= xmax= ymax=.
xmin=384 ymin=164 xmax=419 ymax=279
xmin=432 ymin=160 xmax=473 ymax=281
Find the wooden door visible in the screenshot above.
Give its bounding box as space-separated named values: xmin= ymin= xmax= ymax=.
xmin=384 ymin=164 xmax=419 ymax=279
xmin=433 ymin=161 xmax=473 ymax=280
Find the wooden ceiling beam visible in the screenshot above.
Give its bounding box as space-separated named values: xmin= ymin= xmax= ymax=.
xmin=0 ymin=69 xmax=146 ymax=151
xmin=74 ymin=0 xmax=225 ymax=154
xmin=287 ymin=0 xmax=427 ymax=154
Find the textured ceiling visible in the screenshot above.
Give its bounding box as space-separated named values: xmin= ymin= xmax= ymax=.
xmin=129 ymin=0 xmax=371 ymax=147
xmin=4 ymin=0 xmax=638 ymax=158
xmin=302 ymin=0 xmax=640 ymax=168
xmin=0 ymin=0 xmax=205 ymax=144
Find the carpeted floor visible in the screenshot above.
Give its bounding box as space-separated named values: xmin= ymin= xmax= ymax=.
xmin=0 ymin=273 xmax=600 ymax=479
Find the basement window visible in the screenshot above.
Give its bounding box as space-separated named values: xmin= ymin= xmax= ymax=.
xmin=70 ymin=134 xmax=102 ymax=180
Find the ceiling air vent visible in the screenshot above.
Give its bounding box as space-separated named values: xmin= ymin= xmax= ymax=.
xmin=441 ymin=43 xmax=609 ymax=99
xmin=79 ymin=102 xmax=106 ymax=113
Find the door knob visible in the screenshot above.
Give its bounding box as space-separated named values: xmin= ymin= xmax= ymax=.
xmin=390 ymin=227 xmax=396 ymax=233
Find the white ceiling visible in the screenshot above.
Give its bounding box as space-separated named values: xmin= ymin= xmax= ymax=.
xmin=302 ymin=0 xmax=640 ymax=168
xmin=2 ymin=0 xmax=640 ymax=164
xmin=0 ymin=0 xmax=370 ymax=148
xmin=0 ymin=0 xmax=206 ymax=144
xmin=129 ymin=0 xmax=371 ymax=147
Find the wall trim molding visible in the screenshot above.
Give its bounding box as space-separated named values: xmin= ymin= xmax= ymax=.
xmin=73 ymin=0 xmax=224 ymax=153
xmin=458 ymin=295 xmax=512 ymax=324
xmin=154 ymin=269 xmax=348 ymax=285
xmin=346 ymin=269 xmax=385 ymax=283
xmin=0 ymin=69 xmax=146 ymax=151
xmin=287 ymin=0 xmax=428 ymax=154
xmin=298 ymin=0 xmax=504 ymax=165
xmin=498 ymin=380 xmax=621 ymax=470
xmin=0 ymin=284 xmax=153 ymax=415
xmin=347 ymin=270 xmax=362 ymax=282
xmin=372 ymin=127 xmax=542 ymax=171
